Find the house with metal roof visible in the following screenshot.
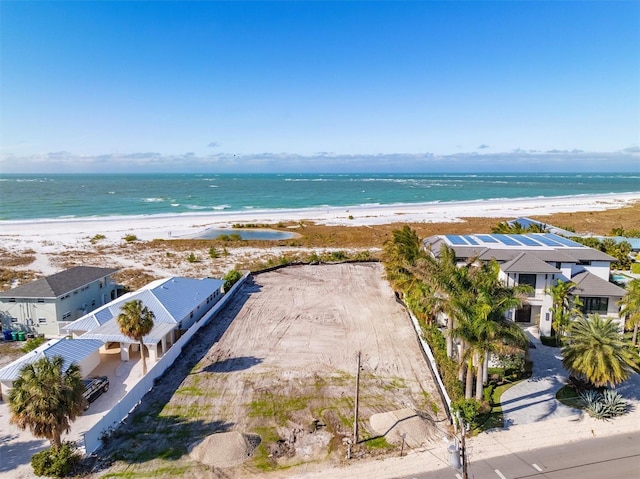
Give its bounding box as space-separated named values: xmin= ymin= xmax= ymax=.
xmin=0 ymin=266 xmax=118 ymax=337
xmin=423 ymin=233 xmax=626 ymax=337
xmin=0 ymin=337 xmax=104 ymax=398
xmin=64 ymin=276 xmax=224 ymax=364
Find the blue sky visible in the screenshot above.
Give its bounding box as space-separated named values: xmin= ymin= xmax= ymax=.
xmin=1 ymin=1 xmax=638 ymax=173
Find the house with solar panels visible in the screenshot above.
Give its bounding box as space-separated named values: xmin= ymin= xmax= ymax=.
xmin=0 ymin=266 xmax=118 ymax=337
xmin=64 ymin=276 xmax=224 ymax=364
xmin=422 ymin=233 xmax=627 ymax=337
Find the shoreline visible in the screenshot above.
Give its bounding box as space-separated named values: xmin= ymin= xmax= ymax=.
xmin=1 ymin=192 xmax=639 ymax=239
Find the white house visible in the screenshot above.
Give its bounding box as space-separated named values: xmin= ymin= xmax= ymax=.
xmin=64 ymin=276 xmax=225 ymax=364
xmin=422 ymin=233 xmax=627 ymax=337
xmin=0 ymin=337 xmax=104 ymax=399
xmin=0 ymin=266 xmax=118 ymax=336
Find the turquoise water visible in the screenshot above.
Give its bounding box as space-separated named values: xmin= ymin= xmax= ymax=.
xmin=0 ymin=173 xmax=638 ymax=221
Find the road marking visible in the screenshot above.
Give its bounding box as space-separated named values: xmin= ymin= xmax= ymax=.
xmin=495 ymin=470 xmax=508 ymax=479
xmin=532 ymin=463 xmax=543 ymax=472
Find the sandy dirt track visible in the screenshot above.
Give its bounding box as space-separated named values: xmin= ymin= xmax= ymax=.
xmin=98 ymin=263 xmax=447 ymax=478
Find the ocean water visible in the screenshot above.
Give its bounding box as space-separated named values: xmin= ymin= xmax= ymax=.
xmin=0 ymin=173 xmax=638 ymax=221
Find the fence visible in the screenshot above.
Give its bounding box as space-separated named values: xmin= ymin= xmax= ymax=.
xmin=82 ymin=273 xmax=249 ymax=453
xmin=405 ymin=308 xmax=453 ymax=422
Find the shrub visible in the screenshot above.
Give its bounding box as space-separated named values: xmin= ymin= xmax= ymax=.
xmin=123 ymin=234 xmax=138 ymax=242
xmin=186 ymin=252 xmax=198 ymax=263
xmin=208 ymin=246 xmax=219 ymax=259
xmin=21 ymin=336 xmax=46 ymax=353
xmin=451 ymin=398 xmax=481 ymax=425
xmin=223 ymin=269 xmax=243 ymax=292
xmin=89 ymin=234 xmax=106 ymax=244
xmin=31 ymin=442 xmax=81 ymax=477
xmin=579 ymin=388 xmax=628 ymax=420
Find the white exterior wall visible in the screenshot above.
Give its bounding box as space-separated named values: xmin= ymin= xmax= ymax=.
xmin=582 ymin=262 xmax=612 ymax=281
xmin=79 ymin=349 xmax=101 ymax=378
xmin=0 ymin=299 xmax=59 ymax=336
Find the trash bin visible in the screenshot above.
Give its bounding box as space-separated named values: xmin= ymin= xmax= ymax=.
xmin=448 ymin=443 xmax=461 ymax=469
xmin=3 ymin=330 xmax=12 ymax=341
xmin=17 ymin=331 xmax=26 ymax=341
xmin=11 ymin=331 xmax=18 ymax=341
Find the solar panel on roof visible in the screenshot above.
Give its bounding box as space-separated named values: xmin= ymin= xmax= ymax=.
xmin=463 ymin=235 xmax=478 ymax=245
xmin=445 ymin=235 xmax=468 ymax=245
xmin=515 ymin=235 xmax=542 ymax=246
xmin=546 ymin=234 xmax=582 ymax=247
xmin=492 ymin=234 xmax=521 ymax=246
xmin=477 ymin=235 xmax=498 ymax=243
xmin=535 ymin=235 xmax=563 ymax=246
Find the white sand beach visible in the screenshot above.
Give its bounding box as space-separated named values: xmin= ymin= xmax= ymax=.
xmin=2 ymin=192 xmax=638 ymax=248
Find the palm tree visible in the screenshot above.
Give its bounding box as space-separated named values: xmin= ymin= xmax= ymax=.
xmin=117 ymin=299 xmax=155 ymax=375
xmin=619 ymin=279 xmax=640 ymax=347
xmin=547 ymin=279 xmax=582 ymax=345
xmin=8 ymin=356 xmax=85 ymax=450
xmin=562 ymin=314 xmax=640 ymax=388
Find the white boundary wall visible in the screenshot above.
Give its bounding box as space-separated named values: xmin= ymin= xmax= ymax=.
xmin=406 ymin=309 xmax=452 ymax=421
xmin=82 ymin=274 xmax=248 ymax=453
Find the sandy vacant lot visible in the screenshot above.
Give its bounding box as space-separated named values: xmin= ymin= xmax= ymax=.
xmin=96 ymin=263 xmax=446 ymax=478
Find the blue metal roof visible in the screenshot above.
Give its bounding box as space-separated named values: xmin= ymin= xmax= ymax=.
xmin=0 ymin=338 xmax=103 ymax=382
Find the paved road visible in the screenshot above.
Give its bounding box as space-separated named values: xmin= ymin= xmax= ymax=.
xmin=402 ymin=430 xmax=640 ymax=479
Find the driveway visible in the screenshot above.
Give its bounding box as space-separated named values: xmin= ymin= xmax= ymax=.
xmin=500 ymin=326 xmax=640 ymax=426
xmin=0 ymin=348 xmax=145 ymax=479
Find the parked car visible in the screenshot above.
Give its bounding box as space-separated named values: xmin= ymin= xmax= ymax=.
xmin=83 ymin=376 xmax=109 ymax=409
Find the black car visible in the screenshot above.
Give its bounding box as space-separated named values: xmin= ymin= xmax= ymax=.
xmin=82 ymin=376 xmax=109 ymax=409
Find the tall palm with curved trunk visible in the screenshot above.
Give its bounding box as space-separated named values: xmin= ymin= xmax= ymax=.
xmin=619 ymin=279 xmax=640 ymax=347
xmin=547 ymin=279 xmax=582 ymax=345
xmin=562 ymin=314 xmax=639 ymax=388
xmin=118 ymin=299 xmax=155 ymax=375
xmin=8 ymin=356 xmax=85 ymax=450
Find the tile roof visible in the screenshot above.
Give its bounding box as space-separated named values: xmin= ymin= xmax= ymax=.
xmin=571 ymin=271 xmax=627 ymax=298
xmin=0 ymin=266 xmax=117 ymax=299
xmin=502 ymin=253 xmax=561 ymax=273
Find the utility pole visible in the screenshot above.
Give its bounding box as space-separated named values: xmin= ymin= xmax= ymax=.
xmin=456 ymin=412 xmax=469 ymax=479
xmin=353 ymin=350 xmax=361 ymax=445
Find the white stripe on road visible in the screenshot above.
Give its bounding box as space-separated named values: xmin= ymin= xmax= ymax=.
xmin=495 ymin=470 xmax=508 ymax=479
xmin=532 ymin=463 xmax=543 ymax=472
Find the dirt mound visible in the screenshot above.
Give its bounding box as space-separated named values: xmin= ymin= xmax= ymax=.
xmin=369 ymin=408 xmax=439 ymax=448
xmin=189 ymin=431 xmax=261 ymax=468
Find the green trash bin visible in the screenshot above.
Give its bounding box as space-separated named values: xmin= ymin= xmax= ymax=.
xmin=17 ymin=331 xmax=26 ymax=341
xmin=11 ymin=331 xmax=18 ymax=341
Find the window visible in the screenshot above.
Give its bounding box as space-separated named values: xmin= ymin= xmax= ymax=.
xmin=578 ymin=260 xmax=592 ymax=266
xmin=518 ymin=274 xmax=537 ymax=296
xmin=10 ymin=317 xmax=18 ymax=323
xmin=37 ymin=298 xmax=45 ymax=303
xmin=582 ymin=297 xmax=608 ymax=314
xmin=62 ymin=311 xmax=72 ymax=320
xmin=38 ymin=317 xmax=47 ymax=323
xmin=91 ymin=300 xmax=96 ymax=307
xmin=9 ymin=298 xmax=16 ymax=302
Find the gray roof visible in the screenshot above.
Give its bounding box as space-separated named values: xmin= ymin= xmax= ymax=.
xmin=502 ymin=253 xmax=561 ymax=274
xmin=561 ymin=248 xmax=617 ymax=262
xmin=0 ymin=266 xmax=117 ymax=299
xmin=571 ymin=271 xmax=627 ymax=298
xmin=0 ymin=338 xmax=104 ymax=381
